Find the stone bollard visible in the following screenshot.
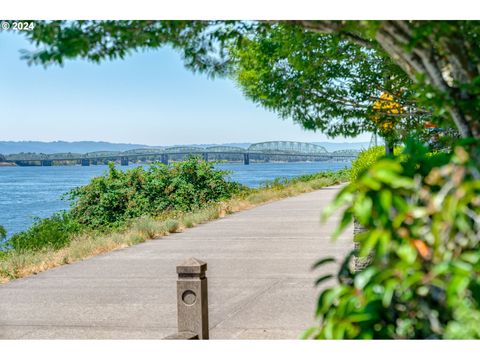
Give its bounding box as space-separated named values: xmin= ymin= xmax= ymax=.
xmin=164 ymin=258 xmax=209 ymax=340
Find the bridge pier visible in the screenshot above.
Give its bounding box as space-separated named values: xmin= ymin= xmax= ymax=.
xmin=91 ymin=160 xmax=98 ymax=165
xmin=161 ymin=154 xmax=169 ymax=165
xmin=81 ymin=159 xmax=90 ymax=166
xmin=41 ymin=160 xmax=52 ymax=166
xmin=243 ymin=153 xmax=250 ymax=165
xmin=203 ymin=153 xmax=209 ymax=162
xmin=120 ymin=157 xmax=129 ymax=166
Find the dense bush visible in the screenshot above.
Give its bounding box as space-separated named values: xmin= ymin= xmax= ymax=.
xmin=350 ymin=145 xmax=410 ymax=182
xmin=5 ymin=212 xmax=79 ymax=252
xmin=308 ymin=140 xmax=480 ymax=339
xmin=350 ymin=145 xmax=450 ymax=187
xmin=350 ymin=146 xmax=386 ymax=182
xmin=67 ymin=157 xmax=246 ymax=228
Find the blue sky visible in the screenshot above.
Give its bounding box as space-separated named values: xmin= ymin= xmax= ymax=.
xmin=1 ymin=30 xmax=370 ymax=146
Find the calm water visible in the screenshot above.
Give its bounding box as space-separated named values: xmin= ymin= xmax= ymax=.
xmin=0 ymin=161 xmax=349 ymax=237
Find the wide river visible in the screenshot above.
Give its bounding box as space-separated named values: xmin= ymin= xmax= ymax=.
xmin=0 ymin=161 xmax=349 ymax=237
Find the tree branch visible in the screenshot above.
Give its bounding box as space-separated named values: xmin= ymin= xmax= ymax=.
xmin=287 ymin=20 xmax=375 ymax=50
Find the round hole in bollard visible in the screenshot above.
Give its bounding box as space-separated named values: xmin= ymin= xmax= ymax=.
xmin=182 ymin=290 xmax=197 ymax=306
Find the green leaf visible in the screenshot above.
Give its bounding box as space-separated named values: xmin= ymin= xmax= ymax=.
xmin=354 ymin=196 xmax=373 ymax=224
xmin=315 ymin=274 xmax=335 ymax=287
xmin=299 ymin=327 xmax=318 ymax=339
xmin=359 ymin=176 xmax=382 ymax=190
xmin=382 ymin=280 xmax=397 ymax=307
xmin=354 ymin=267 xmax=376 ymax=290
xmin=348 ymin=312 xmax=375 ymax=322
xmin=359 ymin=229 xmax=381 ymax=257
xmin=397 ymin=244 xmax=417 ymax=264
xmin=460 ymin=252 xmax=480 ymax=264
xmin=379 ymin=190 xmax=392 ymax=212
xmin=333 ymin=211 xmax=353 ymax=239
xmin=311 ymin=257 xmax=336 ymax=270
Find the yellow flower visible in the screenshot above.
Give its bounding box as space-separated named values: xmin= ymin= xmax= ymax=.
xmin=370 ymin=92 xmax=404 ymax=130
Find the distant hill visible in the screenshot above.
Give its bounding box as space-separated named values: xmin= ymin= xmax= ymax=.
xmin=0 ymin=141 xmax=151 ymax=155
xmin=0 ymin=140 xmax=376 ymax=155
xmin=0 ymin=141 xmax=254 ymax=155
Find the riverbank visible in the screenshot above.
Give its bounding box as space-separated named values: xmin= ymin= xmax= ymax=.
xmin=0 ymin=162 xmax=15 ymax=167
xmin=0 ymin=167 xmax=349 ymax=284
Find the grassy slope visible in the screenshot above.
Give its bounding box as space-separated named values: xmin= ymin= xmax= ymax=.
xmin=0 ymin=171 xmax=348 ymax=284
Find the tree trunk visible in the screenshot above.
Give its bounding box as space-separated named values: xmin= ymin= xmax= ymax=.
xmin=375 ymin=22 xmax=477 ymax=140
xmin=385 ymin=141 xmax=394 ymax=155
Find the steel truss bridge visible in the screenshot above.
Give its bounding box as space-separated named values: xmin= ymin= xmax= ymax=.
xmin=5 ymin=141 xmax=358 ymax=166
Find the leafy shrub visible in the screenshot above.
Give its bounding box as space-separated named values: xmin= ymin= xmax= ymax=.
xmin=351 ymin=144 xmax=451 ymax=183
xmin=183 ymin=215 xmax=195 ymax=228
xmin=162 ymin=219 xmax=180 ymax=233
xmin=67 ymin=157 xmax=246 ymax=229
xmin=308 ymin=140 xmax=480 ymax=339
xmin=6 ymin=212 xmax=80 ymax=252
xmin=131 ymin=216 xmax=160 ymax=239
xmin=350 ymin=146 xmax=386 ymax=181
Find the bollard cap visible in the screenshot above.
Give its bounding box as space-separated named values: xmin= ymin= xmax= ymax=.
xmin=176 ymin=257 xmax=207 ymax=276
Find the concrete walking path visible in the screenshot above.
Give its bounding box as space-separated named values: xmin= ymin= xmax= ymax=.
xmin=0 ymin=185 xmax=352 ymax=339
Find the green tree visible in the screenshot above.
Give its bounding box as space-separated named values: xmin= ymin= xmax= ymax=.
xmin=228 ymin=24 xmax=426 ymax=146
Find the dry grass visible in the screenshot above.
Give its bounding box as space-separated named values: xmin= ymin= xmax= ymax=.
xmin=0 ymin=173 xmax=347 ymax=284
